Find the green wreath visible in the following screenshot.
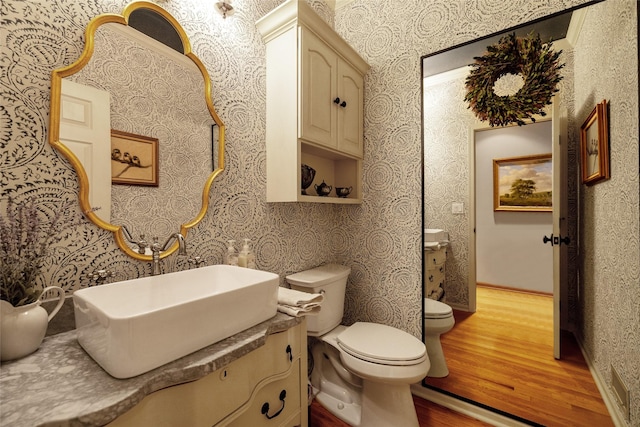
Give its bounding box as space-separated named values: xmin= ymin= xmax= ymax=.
xmin=464 ymin=33 xmax=564 ymax=127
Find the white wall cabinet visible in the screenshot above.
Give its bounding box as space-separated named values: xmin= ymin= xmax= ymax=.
xmin=108 ymin=321 xmax=308 ymax=427
xmin=300 ymin=28 xmax=364 ymax=158
xmin=257 ymin=0 xmax=369 ymax=204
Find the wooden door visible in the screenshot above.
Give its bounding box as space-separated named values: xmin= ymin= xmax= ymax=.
xmin=60 ymin=79 xmax=111 ymax=221
xmin=551 ymin=97 xmax=566 ymax=359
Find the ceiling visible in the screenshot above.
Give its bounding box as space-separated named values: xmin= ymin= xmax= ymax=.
xmin=423 ymin=9 xmax=574 ymax=77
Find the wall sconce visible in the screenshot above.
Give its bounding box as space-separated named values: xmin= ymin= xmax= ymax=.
xmin=215 ymin=1 xmax=235 ymax=19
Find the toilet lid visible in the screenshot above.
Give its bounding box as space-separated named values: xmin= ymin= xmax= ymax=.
xmin=424 ymin=299 xmax=453 ymax=319
xmin=337 ymin=322 xmax=426 ymax=365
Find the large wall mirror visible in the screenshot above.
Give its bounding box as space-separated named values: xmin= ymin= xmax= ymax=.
xmin=49 ymin=1 xmax=225 ymax=260
xmin=421 ymin=0 xmax=609 ymax=422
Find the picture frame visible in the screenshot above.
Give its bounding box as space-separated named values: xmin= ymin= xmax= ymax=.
xmin=493 ymin=153 xmax=553 ymax=212
xmin=110 ymin=130 xmax=159 ymax=186
xmin=580 ymin=99 xmax=610 ymax=185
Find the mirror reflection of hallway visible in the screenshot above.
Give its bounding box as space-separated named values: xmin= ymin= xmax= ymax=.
xmin=474 ymin=122 xmax=554 ymax=298
xmin=420 ymin=2 xmax=618 ymax=422
xmin=424 ymin=286 xmax=613 ymax=426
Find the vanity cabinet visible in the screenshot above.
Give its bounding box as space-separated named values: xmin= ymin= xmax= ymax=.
xmin=108 ymin=321 xmax=308 ymax=427
xmin=257 ymin=0 xmax=369 ymax=204
xmin=424 ymin=248 xmax=446 ymax=300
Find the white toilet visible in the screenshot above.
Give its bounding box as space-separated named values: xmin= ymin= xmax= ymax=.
xmin=287 ymin=264 xmax=429 ymax=427
xmin=423 ymin=298 xmax=455 ymax=377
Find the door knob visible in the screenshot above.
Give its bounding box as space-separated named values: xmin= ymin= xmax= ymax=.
xmin=543 ymin=234 xmax=571 ymax=246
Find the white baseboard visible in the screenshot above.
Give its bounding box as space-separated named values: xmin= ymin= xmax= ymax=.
xmin=574 ymin=336 xmax=628 ymax=427
xmin=446 ymin=301 xmax=471 ymax=312
xmin=410 ymin=384 xmax=533 ymax=427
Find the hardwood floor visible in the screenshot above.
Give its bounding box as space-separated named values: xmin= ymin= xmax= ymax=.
xmin=309 ymin=286 xmax=613 ymax=426
xmin=425 ymin=286 xmax=613 ymax=427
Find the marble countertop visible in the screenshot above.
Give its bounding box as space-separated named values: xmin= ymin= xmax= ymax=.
xmin=0 ymin=313 xmax=300 ymax=427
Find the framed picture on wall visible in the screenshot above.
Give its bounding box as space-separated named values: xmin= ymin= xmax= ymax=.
xmin=580 ymin=99 xmax=610 ymax=185
xmin=493 ymin=153 xmax=553 ymax=212
xmin=110 ymin=130 xmax=159 ymax=186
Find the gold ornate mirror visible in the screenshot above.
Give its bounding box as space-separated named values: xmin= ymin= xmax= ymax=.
xmin=49 ymin=1 xmax=225 ymax=260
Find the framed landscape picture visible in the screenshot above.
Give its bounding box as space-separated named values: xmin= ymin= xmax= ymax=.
xmin=110 ymin=130 xmax=159 ymax=186
xmin=493 ymin=153 xmax=553 ymax=212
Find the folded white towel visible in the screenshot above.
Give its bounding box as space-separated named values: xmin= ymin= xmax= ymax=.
xmin=277 ymin=287 xmax=323 ymax=317
xmin=278 ymin=287 xmax=324 ymax=307
xmin=277 ymin=304 xmax=321 ymax=317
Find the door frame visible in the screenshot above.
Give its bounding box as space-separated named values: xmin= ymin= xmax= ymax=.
xmin=467 ymin=112 xmax=560 ymax=357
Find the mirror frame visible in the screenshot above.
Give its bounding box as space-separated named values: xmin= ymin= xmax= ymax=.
xmin=48 ymin=1 xmax=225 ymax=261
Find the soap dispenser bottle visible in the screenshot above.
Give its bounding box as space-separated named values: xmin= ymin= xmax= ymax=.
xmin=225 ymin=240 xmax=238 ymax=266
xmin=238 ymin=239 xmax=255 ymax=269
xmin=245 ymin=239 xmax=255 ymax=269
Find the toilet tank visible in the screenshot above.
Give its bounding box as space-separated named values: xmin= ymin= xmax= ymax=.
xmin=285 ymin=264 xmax=350 ymax=336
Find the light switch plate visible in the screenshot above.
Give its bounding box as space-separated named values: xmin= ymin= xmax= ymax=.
xmin=452 ymin=202 xmax=464 ymax=214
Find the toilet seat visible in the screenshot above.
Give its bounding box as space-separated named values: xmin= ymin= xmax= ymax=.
xmin=337 ymin=322 xmax=427 ymax=366
xmin=424 ymin=299 xmax=453 ymax=319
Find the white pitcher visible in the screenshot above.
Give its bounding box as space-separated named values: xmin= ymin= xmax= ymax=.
xmin=0 ymin=286 xmax=65 ymax=361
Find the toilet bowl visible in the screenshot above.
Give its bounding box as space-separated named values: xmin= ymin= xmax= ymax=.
xmin=423 ymin=298 xmax=455 ymax=378
xmin=287 ymin=264 xmax=430 ymax=427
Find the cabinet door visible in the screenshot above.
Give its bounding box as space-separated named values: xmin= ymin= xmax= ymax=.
xmin=223 ymin=360 xmax=302 ymax=427
xmin=300 ymin=28 xmax=337 ymax=148
xmin=336 ymin=59 xmax=364 ymax=158
xmin=426 ymin=248 xmax=447 ymax=266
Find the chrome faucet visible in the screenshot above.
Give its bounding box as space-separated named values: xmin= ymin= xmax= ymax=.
xmin=150 ymin=233 xmax=187 ymax=275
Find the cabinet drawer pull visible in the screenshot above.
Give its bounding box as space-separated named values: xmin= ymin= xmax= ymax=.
xmin=286 ymin=345 xmax=293 ymax=362
xmin=260 ymin=389 xmax=287 ymax=420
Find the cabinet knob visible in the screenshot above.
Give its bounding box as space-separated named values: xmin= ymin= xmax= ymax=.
xmin=286 ymin=344 xmax=293 ymax=362
xmin=340 ymin=100 xmax=347 ymax=108
xmin=333 ymin=97 xmax=341 ymax=104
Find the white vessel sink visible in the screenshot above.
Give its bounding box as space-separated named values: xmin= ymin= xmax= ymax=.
xmin=424 ymin=228 xmax=447 ymax=242
xmin=424 ymin=228 xmax=449 ymax=249
xmin=73 ymin=265 xmax=279 ymax=378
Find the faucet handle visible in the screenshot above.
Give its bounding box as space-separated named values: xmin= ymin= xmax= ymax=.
xmin=135 ymin=234 xmax=149 ymax=255
xmin=81 ymin=269 xmax=114 ymax=284
xmin=151 ymin=236 xmax=162 ymax=251
xmin=188 ymin=256 xmax=206 ymax=268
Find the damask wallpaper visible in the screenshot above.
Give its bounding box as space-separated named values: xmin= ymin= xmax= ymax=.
xmin=1 ymin=0 xmax=637 ymax=425
xmin=1 ymin=0 xmax=339 ymax=290
xmin=573 ymin=2 xmax=639 ymax=425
